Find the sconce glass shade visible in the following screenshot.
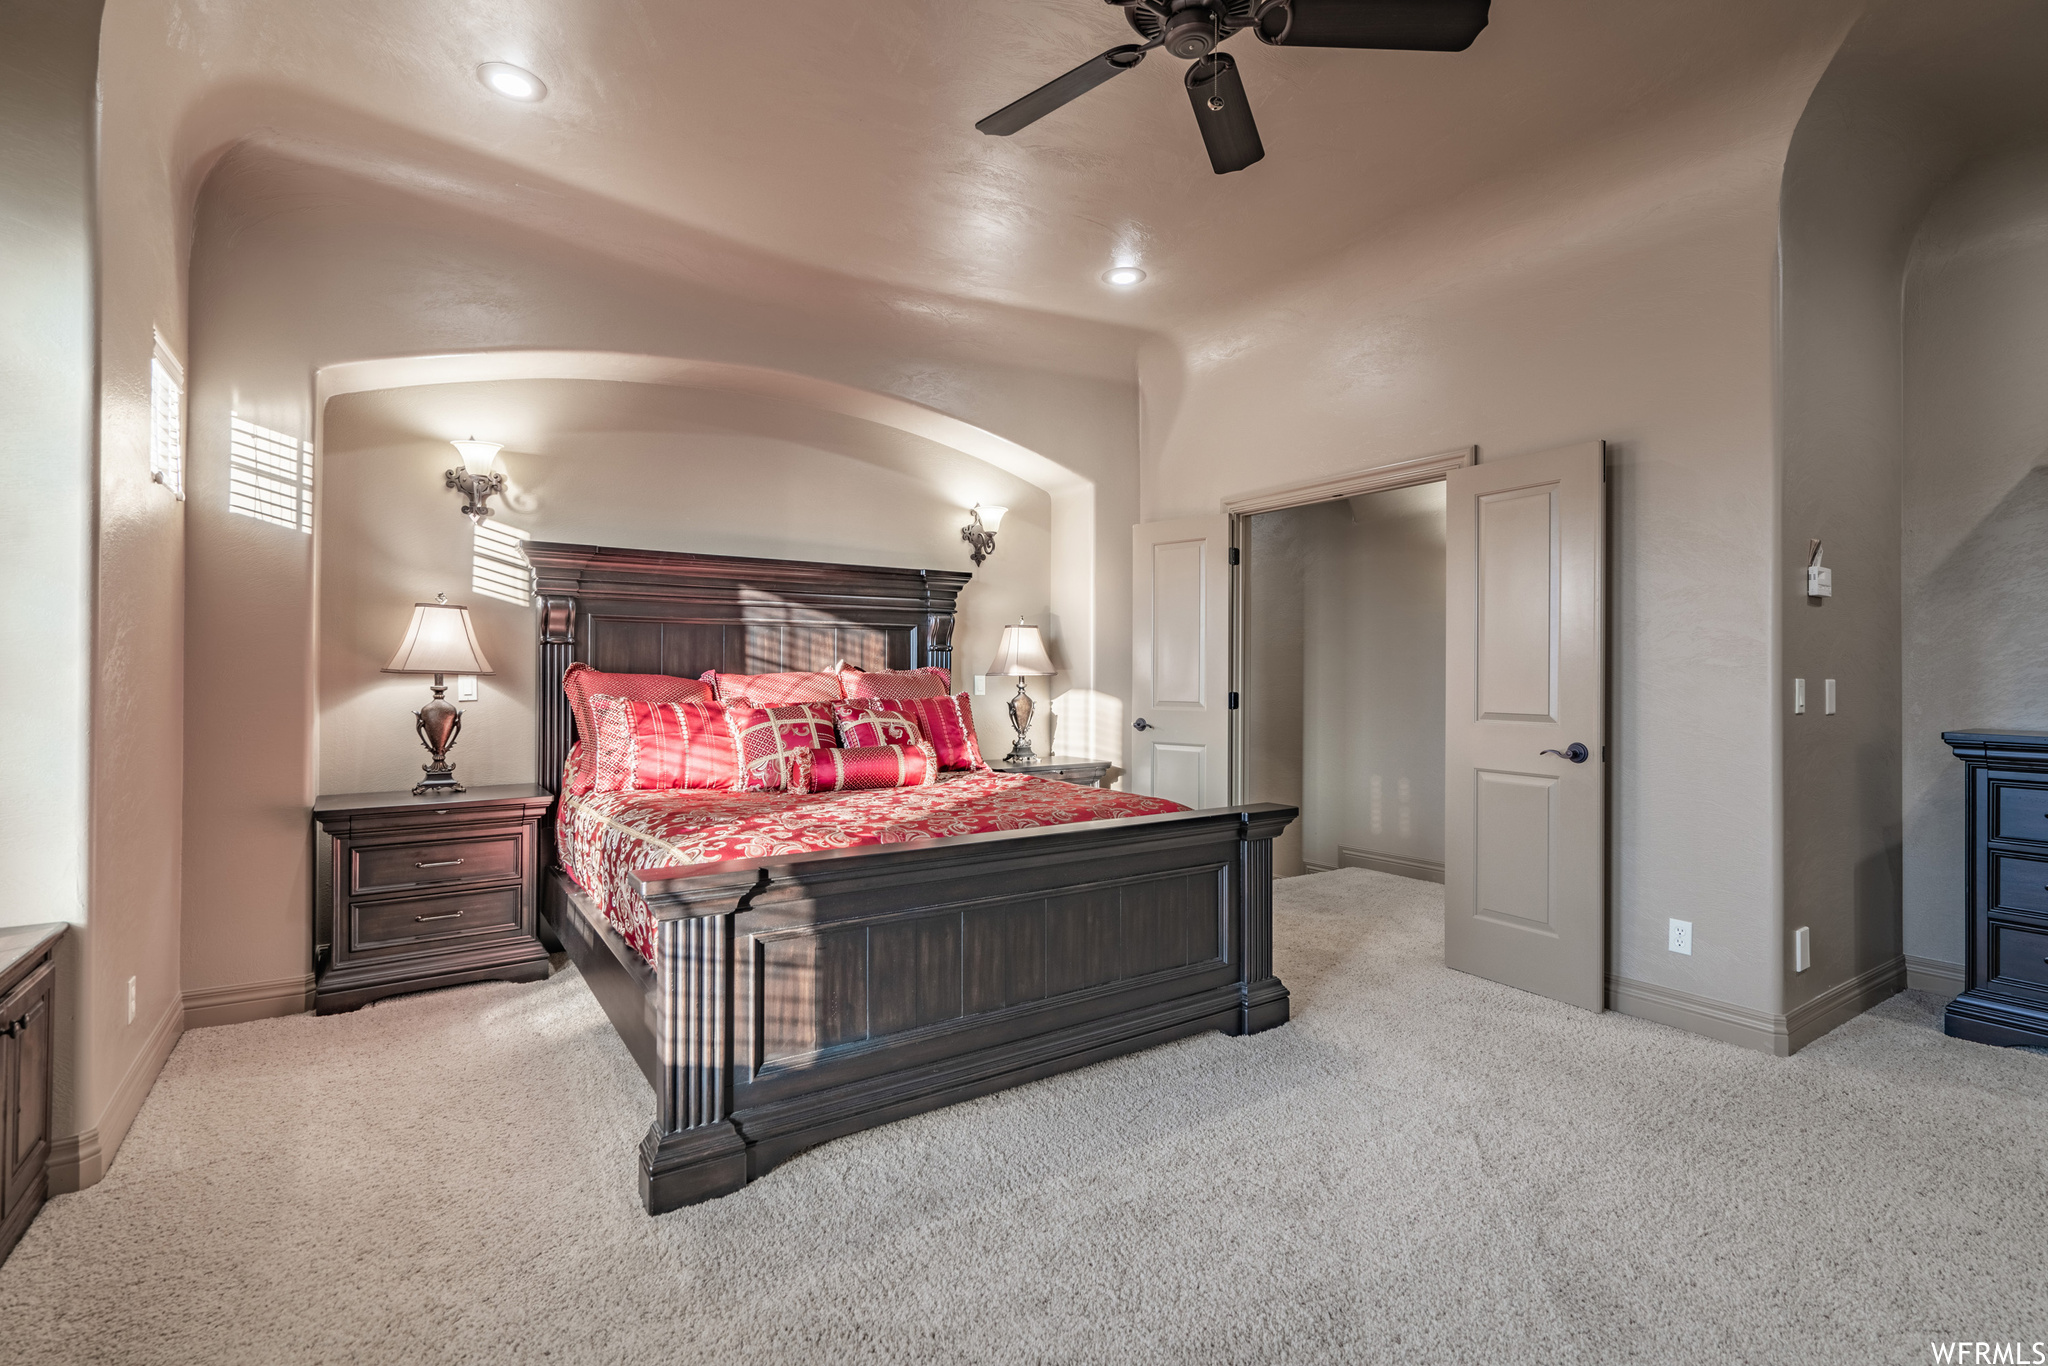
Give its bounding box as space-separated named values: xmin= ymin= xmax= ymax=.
xmin=986 ymin=623 xmax=1055 ymax=677
xmin=976 ymin=504 xmax=1008 ymax=532
xmin=450 ymin=439 xmax=503 ymax=478
xmin=383 ymin=601 xmax=495 ymax=676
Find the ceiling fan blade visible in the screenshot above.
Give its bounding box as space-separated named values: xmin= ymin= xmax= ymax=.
xmin=1185 ymin=53 xmax=1264 ymax=175
xmin=976 ymin=43 xmax=1151 ymax=136
xmin=1253 ymin=0 xmax=1490 ymax=51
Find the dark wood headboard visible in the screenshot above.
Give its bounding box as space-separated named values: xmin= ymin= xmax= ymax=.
xmin=525 ymin=542 xmax=972 ymax=796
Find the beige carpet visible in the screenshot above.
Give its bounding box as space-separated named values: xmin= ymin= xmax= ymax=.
xmin=3 ymin=869 xmax=2044 ymax=1364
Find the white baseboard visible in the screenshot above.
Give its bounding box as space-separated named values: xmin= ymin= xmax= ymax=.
xmin=48 ymin=987 xmax=184 ymax=1193
xmin=1300 ymin=851 xmax=1446 ymax=883
xmin=1338 ymin=847 xmax=1445 ymax=884
xmin=1905 ymin=955 xmax=1965 ymax=999
xmin=184 ymin=973 xmax=314 ymax=1030
xmin=1609 ymin=956 xmax=1905 ymax=1057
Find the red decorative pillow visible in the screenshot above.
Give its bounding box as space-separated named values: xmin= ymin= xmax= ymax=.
xmin=589 ymin=696 xmax=740 ymax=793
xmin=703 ymin=670 xmax=843 ymax=707
xmin=832 ymin=701 xmax=927 ymax=750
xmin=561 ymin=664 xmax=715 ymax=794
xmin=891 ymin=693 xmax=986 ymax=770
xmin=727 ymin=703 xmax=839 ymax=791
xmin=839 ymin=666 xmax=951 ymax=701
xmin=808 ymin=742 xmax=938 ymax=792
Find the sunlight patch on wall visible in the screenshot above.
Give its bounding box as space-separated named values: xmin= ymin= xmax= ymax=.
xmin=473 ymin=520 xmax=531 ymax=605
xmin=228 ymin=414 xmax=312 ymax=533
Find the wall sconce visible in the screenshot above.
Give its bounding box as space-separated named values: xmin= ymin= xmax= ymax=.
xmin=446 ymin=438 xmax=507 ymax=525
xmin=960 ymin=503 xmax=1007 ymax=567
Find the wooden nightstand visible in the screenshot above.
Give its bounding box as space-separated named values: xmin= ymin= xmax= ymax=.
xmin=313 ymin=785 xmax=554 ymax=1014
xmin=994 ymin=755 xmax=1113 ymax=788
xmin=0 ymin=923 xmax=61 ymax=1268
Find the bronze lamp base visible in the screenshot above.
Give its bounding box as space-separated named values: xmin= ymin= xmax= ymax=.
xmin=413 ymin=676 xmax=466 ymax=795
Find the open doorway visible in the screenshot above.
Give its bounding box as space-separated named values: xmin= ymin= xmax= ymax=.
xmin=1239 ymin=482 xmax=1448 ymax=882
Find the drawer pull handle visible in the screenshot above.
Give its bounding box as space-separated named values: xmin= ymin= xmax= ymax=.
xmin=415 ymin=910 xmax=465 ymax=923
xmin=415 ymin=858 xmax=465 ymax=869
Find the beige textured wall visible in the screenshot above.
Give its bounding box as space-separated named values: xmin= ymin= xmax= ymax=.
xmin=181 ymin=146 xmax=1136 ymax=1011
xmin=1139 ymin=60 xmax=1845 ymax=1018
xmin=1241 ymin=510 xmax=1308 ymax=878
xmin=317 ymin=380 xmax=1051 ymax=797
xmin=1902 ymin=144 xmax=2048 ymax=975
xmin=1776 ymin=53 xmax=1957 ymax=1016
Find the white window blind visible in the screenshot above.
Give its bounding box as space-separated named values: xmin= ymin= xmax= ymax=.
xmin=473 ymin=519 xmax=531 ymax=605
xmin=228 ymin=414 xmax=314 ymax=534
xmin=149 ymin=333 xmax=184 ymax=500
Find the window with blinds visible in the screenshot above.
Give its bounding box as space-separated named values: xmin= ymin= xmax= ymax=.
xmin=228 ymin=413 xmax=314 ymax=533
xmin=149 ymin=333 xmax=185 ymax=500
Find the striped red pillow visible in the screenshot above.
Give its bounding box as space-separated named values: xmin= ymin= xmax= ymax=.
xmin=589 ymin=697 xmax=740 ymax=793
xmin=898 ymin=694 xmax=986 ymax=771
xmin=561 ymin=664 xmax=715 ymax=794
xmin=832 ymin=701 xmax=927 ymax=750
xmin=808 ymin=742 xmax=939 ymax=792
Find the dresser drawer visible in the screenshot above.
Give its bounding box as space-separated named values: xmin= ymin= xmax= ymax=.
xmin=1988 ymin=853 xmax=2048 ymax=918
xmin=349 ymin=886 xmax=523 ymax=954
xmin=351 ymin=833 xmax=522 ymax=895
xmin=1991 ymin=781 xmax=2048 ymax=847
xmin=1988 ymin=922 xmax=2048 ymax=991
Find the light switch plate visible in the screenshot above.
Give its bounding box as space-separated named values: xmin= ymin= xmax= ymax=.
xmin=1669 ymin=918 xmax=1693 ymax=955
xmin=1793 ymin=926 xmax=1812 ymax=973
xmin=1824 ymin=679 xmax=1836 ymax=715
xmin=1793 ymin=679 xmax=1806 ymax=715
xmin=457 ymin=675 xmax=478 ymax=702
xmin=1806 ymin=565 xmax=1833 ymax=597
xmin=973 ymin=674 xmax=987 ymax=696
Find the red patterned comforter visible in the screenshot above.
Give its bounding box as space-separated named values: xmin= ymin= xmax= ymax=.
xmin=557 ymin=772 xmax=1187 ymax=962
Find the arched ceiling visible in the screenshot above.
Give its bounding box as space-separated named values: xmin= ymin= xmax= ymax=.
xmin=115 ymin=0 xmax=1860 ymax=331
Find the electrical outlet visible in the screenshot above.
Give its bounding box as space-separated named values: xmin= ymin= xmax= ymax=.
xmin=1668 ymin=919 xmax=1693 ymax=955
xmin=127 ymin=975 xmax=137 ymax=1024
xmin=1793 ymin=926 xmax=1812 ymax=973
xmin=973 ymin=674 xmax=987 ymax=696
xmin=457 ymin=675 xmax=478 ymax=702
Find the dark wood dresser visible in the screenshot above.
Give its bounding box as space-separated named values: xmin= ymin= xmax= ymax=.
xmin=994 ymin=755 xmax=1113 ymax=788
xmin=0 ymin=922 xmax=62 ymax=1267
xmin=1941 ymin=731 xmax=2048 ymax=1048
xmin=313 ymin=786 xmax=554 ymax=1014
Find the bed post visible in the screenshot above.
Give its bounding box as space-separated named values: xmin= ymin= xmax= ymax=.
xmin=1237 ymin=807 xmax=1292 ymax=1034
xmin=639 ymin=877 xmax=757 ymax=1214
xmin=537 ymin=595 xmax=577 ymax=795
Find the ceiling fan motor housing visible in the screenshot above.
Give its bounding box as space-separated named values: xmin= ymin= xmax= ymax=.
xmin=1163 ymin=3 xmax=1220 ymax=58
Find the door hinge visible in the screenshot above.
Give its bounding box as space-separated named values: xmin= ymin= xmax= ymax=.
xmin=1229 ymin=547 xmax=1240 ymax=566
xmin=1229 ymin=691 xmax=1239 ymax=709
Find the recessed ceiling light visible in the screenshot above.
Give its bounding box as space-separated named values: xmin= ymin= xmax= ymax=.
xmin=477 ymin=62 xmax=547 ymax=102
xmin=1103 ymin=266 xmax=1147 ymax=286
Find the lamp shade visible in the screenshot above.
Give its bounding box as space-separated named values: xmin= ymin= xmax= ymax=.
xmin=986 ymin=623 xmax=1054 ymax=677
xmin=383 ymin=601 xmax=494 ymax=676
xmin=975 ymin=504 xmax=1008 ymax=532
xmin=450 ymin=439 xmax=502 ymax=478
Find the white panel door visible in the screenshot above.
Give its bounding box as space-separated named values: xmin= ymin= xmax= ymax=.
xmin=1131 ymin=516 xmax=1232 ymax=810
xmin=1444 ymin=442 xmax=1606 ymax=1011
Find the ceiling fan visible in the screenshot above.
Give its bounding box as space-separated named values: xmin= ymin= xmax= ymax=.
xmin=976 ymin=0 xmax=1491 ymax=174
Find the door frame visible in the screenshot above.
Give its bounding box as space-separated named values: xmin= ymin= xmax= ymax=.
xmin=1221 ymin=447 xmax=1475 ymax=804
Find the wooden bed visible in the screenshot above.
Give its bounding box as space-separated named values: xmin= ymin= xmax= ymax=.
xmin=527 ymin=542 xmax=1296 ymax=1214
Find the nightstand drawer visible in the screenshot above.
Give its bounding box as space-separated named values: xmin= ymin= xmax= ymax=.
xmin=1989 ymin=853 xmax=2048 ymax=918
xmin=352 ymin=833 xmax=522 ymax=895
xmin=349 ymin=886 xmax=524 ymax=954
xmin=1988 ymin=922 xmax=2048 ymax=991
xmin=1992 ymin=781 xmax=2048 ymax=847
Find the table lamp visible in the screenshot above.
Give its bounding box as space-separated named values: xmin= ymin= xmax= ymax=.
xmin=986 ymin=621 xmax=1055 ymax=765
xmin=383 ymin=595 xmax=494 ymax=795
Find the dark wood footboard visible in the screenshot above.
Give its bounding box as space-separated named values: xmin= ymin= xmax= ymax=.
xmin=546 ymin=802 xmax=1295 ymax=1214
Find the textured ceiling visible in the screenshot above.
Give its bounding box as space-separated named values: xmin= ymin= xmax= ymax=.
xmin=135 ymin=0 xmax=1862 ymax=329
